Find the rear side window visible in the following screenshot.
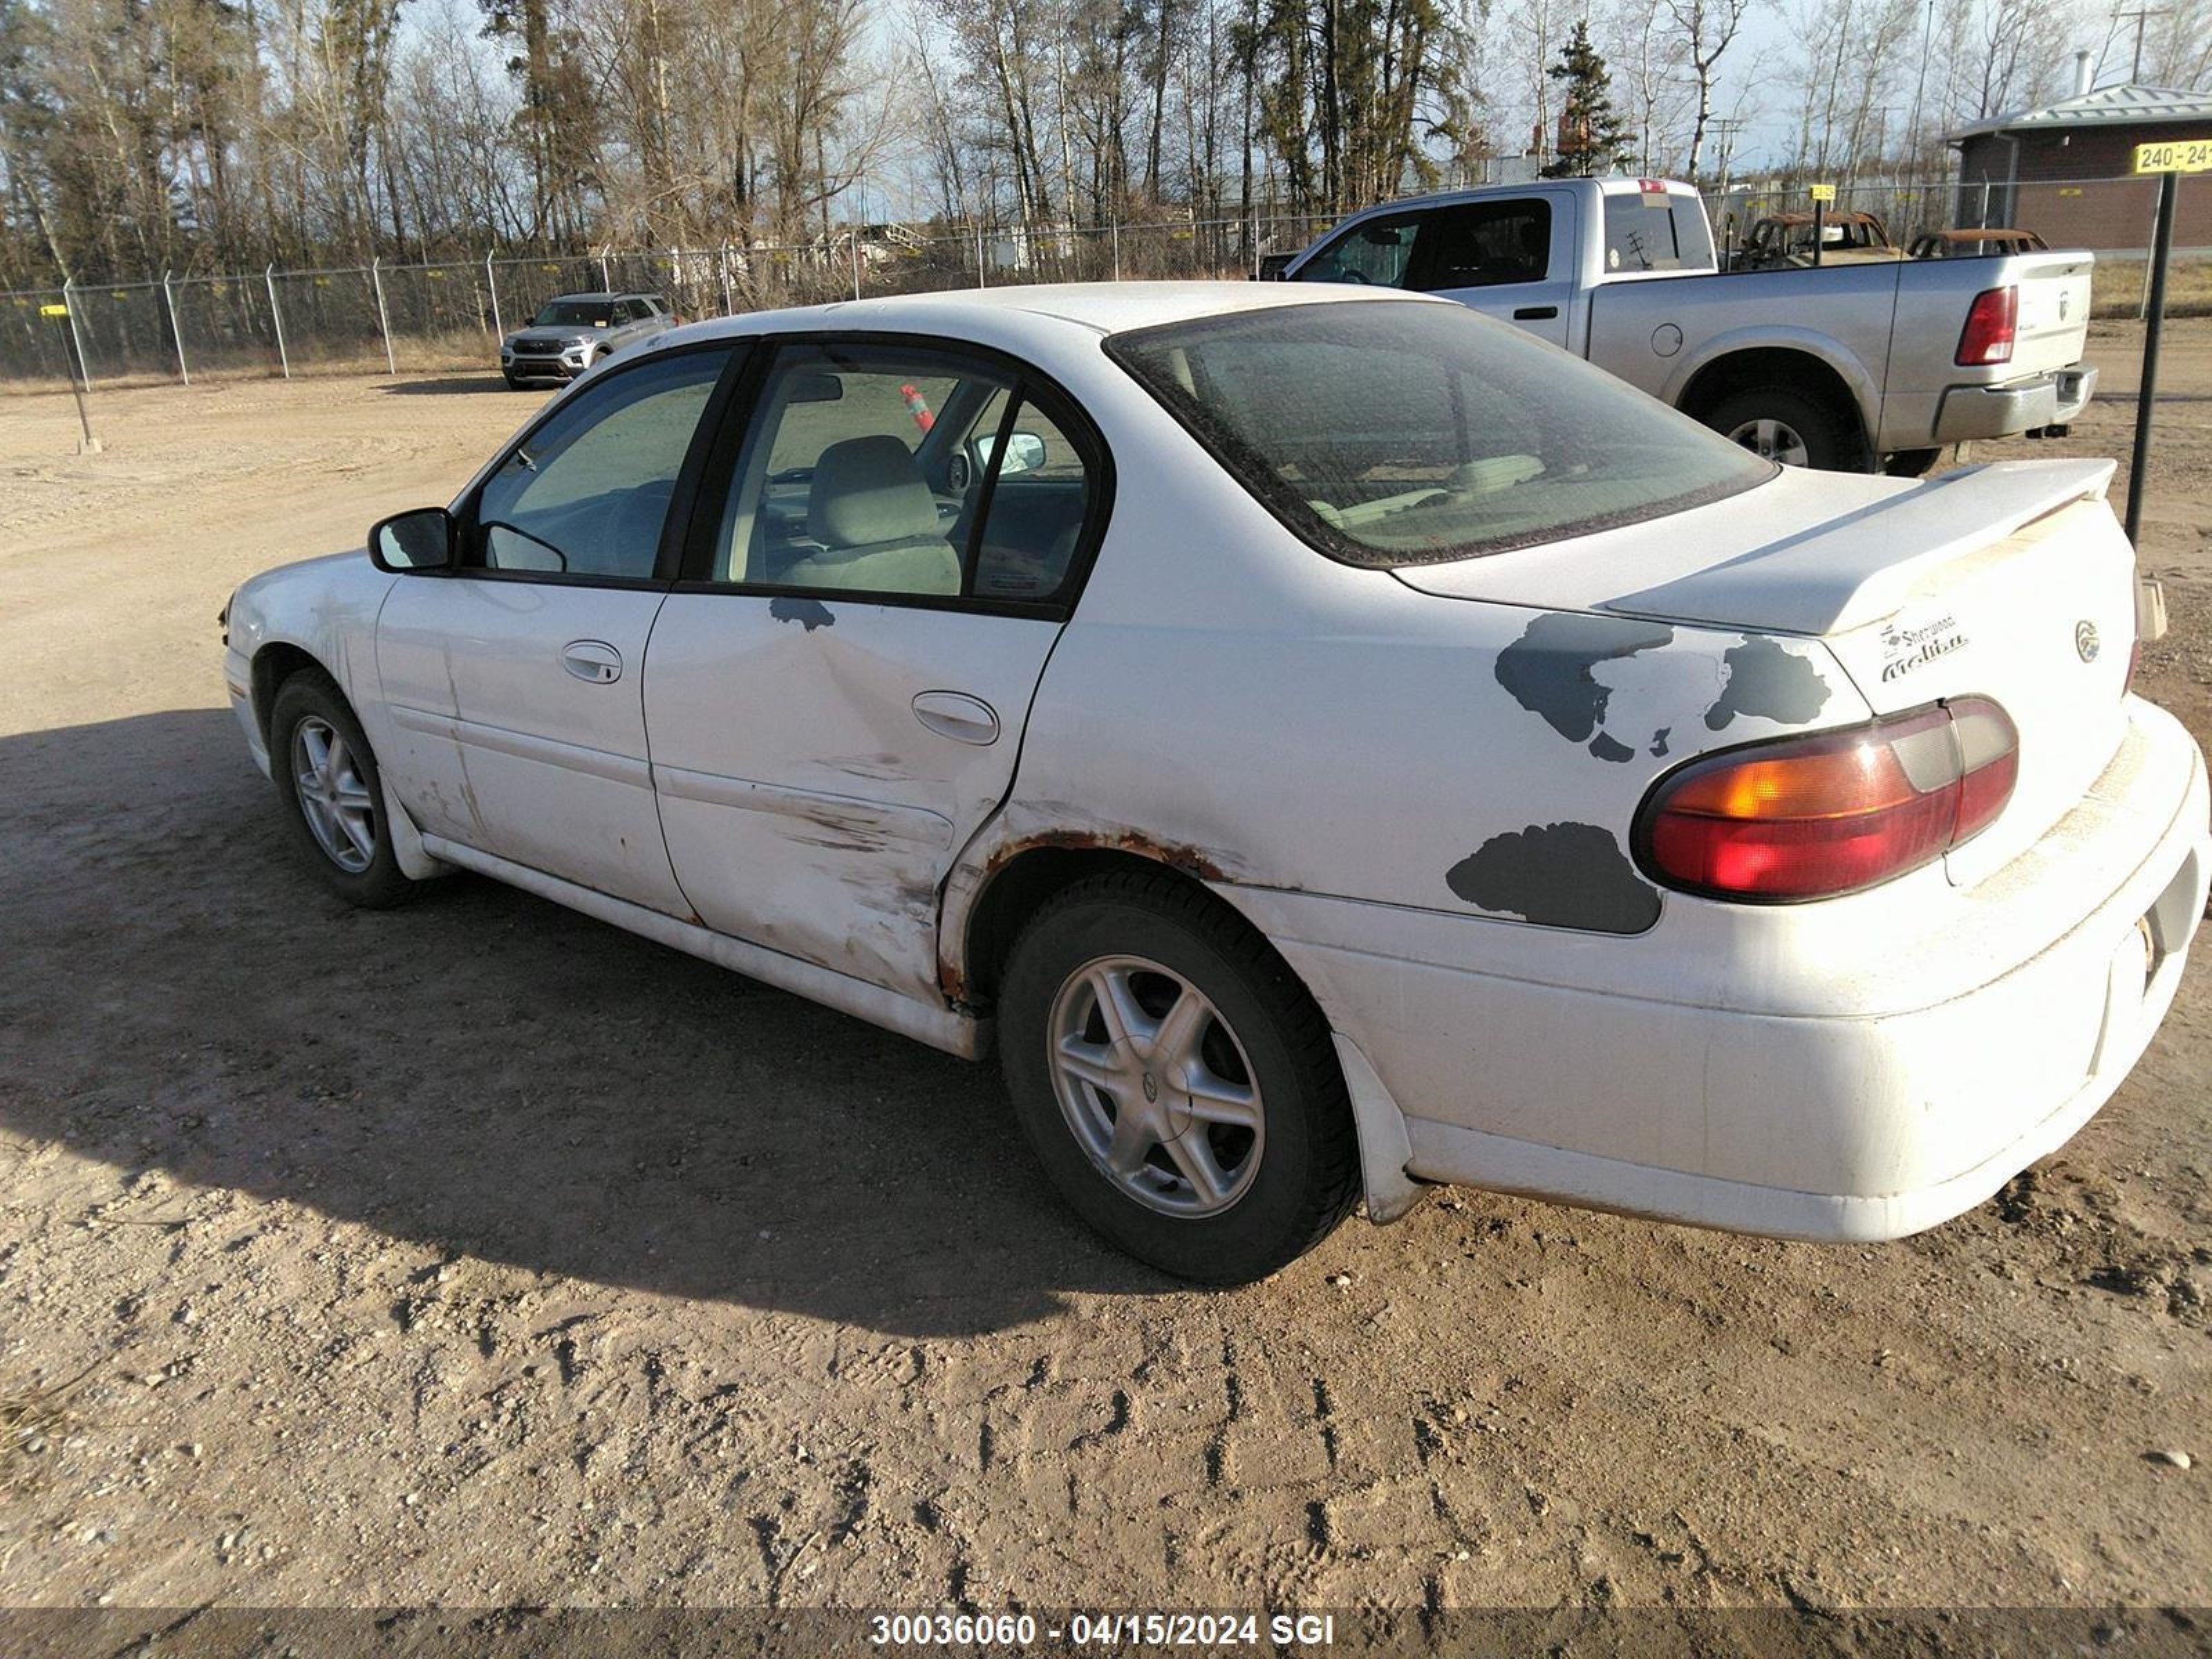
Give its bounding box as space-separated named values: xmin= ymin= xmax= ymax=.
xmin=1106 ymin=300 xmax=1772 ymax=568
xmin=1418 ymin=200 xmax=1552 ymax=289
xmin=1602 ymin=194 xmax=1716 ymax=274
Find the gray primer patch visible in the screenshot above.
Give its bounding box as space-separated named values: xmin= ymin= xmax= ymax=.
xmin=1494 ymin=613 xmax=1676 ymax=762
xmin=1445 ymin=822 xmax=1662 ymax=935
xmin=1704 ymin=636 xmax=1828 ymax=731
xmin=769 ymin=597 xmax=836 ymax=632
xmin=1650 ymin=727 xmax=1671 ymax=757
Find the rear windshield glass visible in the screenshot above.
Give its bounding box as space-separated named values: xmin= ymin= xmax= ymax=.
xmin=1602 ymin=192 xmax=1716 ymax=273
xmin=1105 ymin=300 xmax=1772 ymax=567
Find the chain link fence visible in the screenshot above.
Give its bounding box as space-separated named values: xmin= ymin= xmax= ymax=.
xmin=1 ymin=182 xmax=2198 ymax=391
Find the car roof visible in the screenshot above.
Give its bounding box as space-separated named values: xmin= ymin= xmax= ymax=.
xmin=657 ymin=281 xmax=1434 ymax=348
xmin=544 ymin=291 xmax=657 ymax=303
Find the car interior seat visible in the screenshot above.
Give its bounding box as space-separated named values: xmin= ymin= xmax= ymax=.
xmin=784 ymin=435 xmax=960 ymax=595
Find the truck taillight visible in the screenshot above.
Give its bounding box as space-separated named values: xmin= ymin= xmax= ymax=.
xmin=1635 ymin=698 xmax=2018 ymax=902
xmin=1956 ymin=286 xmax=2018 ymax=366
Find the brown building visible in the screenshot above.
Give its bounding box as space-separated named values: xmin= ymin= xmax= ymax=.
xmin=1950 ymin=79 xmax=2212 ymax=252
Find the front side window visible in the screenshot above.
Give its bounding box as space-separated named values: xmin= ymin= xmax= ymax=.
xmin=1293 ymin=213 xmax=1422 ymax=289
xmin=1107 ymin=300 xmax=1772 ymax=568
xmin=714 ymin=343 xmax=1096 ymax=603
xmin=1418 ymin=200 xmax=1552 ymax=290
xmin=474 ymin=346 xmax=729 ymax=579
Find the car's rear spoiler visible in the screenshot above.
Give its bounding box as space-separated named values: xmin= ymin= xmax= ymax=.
xmin=1601 ymin=460 xmax=2118 ymax=636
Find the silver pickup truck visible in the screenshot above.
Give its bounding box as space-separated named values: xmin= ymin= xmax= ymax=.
xmin=1275 ymin=178 xmax=2097 ymax=475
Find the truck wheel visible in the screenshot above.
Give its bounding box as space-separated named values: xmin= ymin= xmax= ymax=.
xmin=1883 ymin=447 xmax=1944 ymax=478
xmin=1705 ymin=388 xmax=1853 ymax=471
xmin=997 ymin=870 xmax=1360 ymax=1284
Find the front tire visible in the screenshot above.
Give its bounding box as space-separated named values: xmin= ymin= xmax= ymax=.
xmin=269 ymin=671 xmax=419 ymax=908
xmin=1705 ymin=386 xmax=1857 ymax=471
xmin=998 ymin=871 xmax=1360 ymax=1283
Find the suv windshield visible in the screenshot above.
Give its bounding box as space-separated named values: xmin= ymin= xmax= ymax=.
xmin=534 ymin=300 xmax=615 ymax=327
xmin=1105 ymin=300 xmax=1773 ymax=566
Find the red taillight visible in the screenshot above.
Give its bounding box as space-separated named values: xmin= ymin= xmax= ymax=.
xmin=1636 ymin=698 xmax=2018 ymax=901
xmin=1956 ymin=285 xmax=2018 ymax=366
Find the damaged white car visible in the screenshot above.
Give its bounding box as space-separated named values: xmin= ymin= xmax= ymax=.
xmin=223 ymin=283 xmax=2209 ymax=1283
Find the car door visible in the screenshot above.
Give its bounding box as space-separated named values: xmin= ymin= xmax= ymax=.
xmin=375 ymin=340 xmax=740 ymax=914
xmin=1411 ymin=194 xmax=1576 ymax=346
xmin=642 ymin=337 xmax=1108 ymax=998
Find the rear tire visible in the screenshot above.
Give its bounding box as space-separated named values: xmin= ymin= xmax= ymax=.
xmin=1705 ymin=386 xmax=1858 ymax=472
xmin=268 ymin=671 xmax=420 ymax=910
xmin=997 ymin=870 xmax=1360 ymax=1284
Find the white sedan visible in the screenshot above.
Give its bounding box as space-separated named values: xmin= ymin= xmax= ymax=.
xmin=223 ymin=283 xmax=2209 ymax=1282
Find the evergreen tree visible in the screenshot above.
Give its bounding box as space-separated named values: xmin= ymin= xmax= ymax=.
xmin=1541 ymin=19 xmax=1633 ymax=178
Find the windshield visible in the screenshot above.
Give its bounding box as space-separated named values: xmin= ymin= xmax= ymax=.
xmin=1105 ymin=300 xmax=1774 ymax=567
xmin=533 ymin=300 xmax=614 ymax=328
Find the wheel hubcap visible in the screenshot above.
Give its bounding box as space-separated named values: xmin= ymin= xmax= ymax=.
xmin=1047 ymin=955 xmax=1264 ymax=1218
xmin=291 ymin=716 xmax=377 ymax=874
xmin=1726 ymin=416 xmax=1811 ymax=468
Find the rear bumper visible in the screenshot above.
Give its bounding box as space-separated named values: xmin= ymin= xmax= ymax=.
xmin=1238 ymin=698 xmax=2208 ymax=1241
xmin=1932 ymin=362 xmax=2098 ymax=443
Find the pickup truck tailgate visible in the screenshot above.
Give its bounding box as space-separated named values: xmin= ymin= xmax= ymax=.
xmin=2010 ymin=253 xmax=2094 ymax=377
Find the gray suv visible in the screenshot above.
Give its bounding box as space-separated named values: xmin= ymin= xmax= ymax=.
xmin=500 ymin=292 xmax=673 ymax=388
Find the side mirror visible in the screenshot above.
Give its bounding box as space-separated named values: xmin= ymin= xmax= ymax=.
xmin=369 ymin=506 xmax=456 ymax=573
xmin=975 ymin=430 xmax=1047 ymax=478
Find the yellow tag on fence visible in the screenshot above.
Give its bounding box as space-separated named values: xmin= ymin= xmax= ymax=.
xmin=39 ymin=303 xmax=68 ymax=317
xmin=1808 ymin=183 xmax=1837 ymax=203
xmin=2134 ymin=140 xmax=2212 ymax=174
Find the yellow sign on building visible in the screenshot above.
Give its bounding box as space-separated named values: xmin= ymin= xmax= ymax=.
xmin=2134 ymin=140 xmax=2212 ymax=174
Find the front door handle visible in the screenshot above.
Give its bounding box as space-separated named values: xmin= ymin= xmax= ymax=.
xmin=562 ymin=639 xmax=622 ymax=684
xmin=912 ymin=690 xmax=1000 ymax=745
xmin=1513 ymin=305 xmax=1559 ymax=321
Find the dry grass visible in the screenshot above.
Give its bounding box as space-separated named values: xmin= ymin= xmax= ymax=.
xmin=2092 ymin=254 xmax=2212 ymax=318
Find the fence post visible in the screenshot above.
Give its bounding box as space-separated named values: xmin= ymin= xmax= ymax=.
xmin=975 ymin=221 xmax=986 ymax=289
xmin=61 ymin=276 xmax=95 ymax=385
xmin=1978 ymin=179 xmax=1991 ymax=228
xmin=720 ymin=244 xmax=733 ymax=317
xmin=1112 ymin=218 xmax=1121 ymax=281
xmin=162 ymin=270 xmax=189 ymax=386
xmin=599 ymin=252 xmax=612 ymax=290
xmin=850 ymin=227 xmax=862 ymax=300
xmin=486 ymin=253 xmax=503 ymax=341
xmin=369 ymin=257 xmax=396 ymax=375
xmin=265 ymin=264 xmax=290 ymax=379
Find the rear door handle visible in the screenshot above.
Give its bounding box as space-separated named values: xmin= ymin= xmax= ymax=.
xmin=1513 ymin=305 xmax=1559 ymax=321
xmin=912 ymin=691 xmax=1000 ymax=745
xmin=562 ymin=639 xmax=622 ymax=684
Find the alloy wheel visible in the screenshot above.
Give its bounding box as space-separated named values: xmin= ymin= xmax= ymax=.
xmin=1046 ymin=955 xmax=1265 ymax=1217
xmin=290 ymin=715 xmax=377 ymax=874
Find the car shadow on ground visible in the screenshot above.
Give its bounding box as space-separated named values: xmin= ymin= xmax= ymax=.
xmin=1 ymin=707 xmax=1168 ymax=1338
xmin=378 ymin=375 xmax=536 ymax=397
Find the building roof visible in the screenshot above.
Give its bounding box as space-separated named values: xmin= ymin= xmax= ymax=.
xmin=1949 ymin=82 xmax=2212 ymax=140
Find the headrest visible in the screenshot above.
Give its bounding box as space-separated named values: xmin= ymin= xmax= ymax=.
xmin=808 ymin=435 xmax=943 ymax=550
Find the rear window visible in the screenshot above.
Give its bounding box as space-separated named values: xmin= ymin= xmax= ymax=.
xmin=1105 ymin=300 xmax=1772 ymax=568
xmin=1602 ymin=193 xmax=1716 ymax=274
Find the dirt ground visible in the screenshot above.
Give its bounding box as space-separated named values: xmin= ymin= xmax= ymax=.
xmin=1 ymin=319 xmax=2209 ymax=1637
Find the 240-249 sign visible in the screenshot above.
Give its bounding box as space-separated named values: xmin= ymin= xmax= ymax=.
xmin=2133 ymin=139 xmax=2212 ymax=174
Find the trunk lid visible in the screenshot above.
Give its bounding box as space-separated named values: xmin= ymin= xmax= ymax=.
xmin=1392 ymin=459 xmax=2137 ymax=889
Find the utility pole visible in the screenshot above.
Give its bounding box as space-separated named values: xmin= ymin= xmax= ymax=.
xmin=2113 ymin=7 xmax=2168 ymax=81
